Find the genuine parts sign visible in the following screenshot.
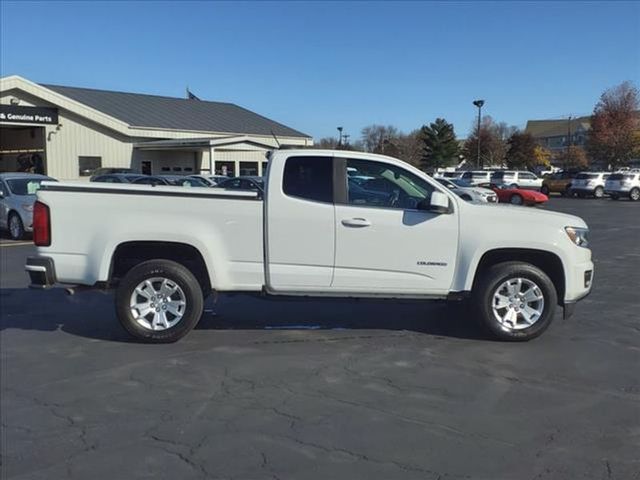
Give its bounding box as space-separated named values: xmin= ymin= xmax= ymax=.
xmin=0 ymin=105 xmax=59 ymax=125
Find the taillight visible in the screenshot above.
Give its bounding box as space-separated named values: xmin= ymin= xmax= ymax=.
xmin=33 ymin=201 xmax=51 ymax=246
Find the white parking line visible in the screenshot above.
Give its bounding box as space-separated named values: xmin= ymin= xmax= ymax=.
xmin=0 ymin=241 xmax=33 ymax=247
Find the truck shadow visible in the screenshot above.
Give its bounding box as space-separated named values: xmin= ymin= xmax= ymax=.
xmin=0 ymin=288 xmax=492 ymax=342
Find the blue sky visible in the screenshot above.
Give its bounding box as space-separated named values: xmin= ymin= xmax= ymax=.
xmin=1 ymin=1 xmax=638 ymax=140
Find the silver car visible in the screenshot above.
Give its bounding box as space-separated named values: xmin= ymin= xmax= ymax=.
xmin=490 ymin=170 xmax=543 ymax=190
xmin=0 ymin=173 xmax=56 ymax=240
xmin=570 ymin=172 xmax=611 ymax=198
xmin=436 ymin=178 xmax=498 ymax=203
xmin=604 ymin=172 xmax=640 ymax=201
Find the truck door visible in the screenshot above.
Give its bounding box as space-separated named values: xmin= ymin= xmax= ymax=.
xmin=331 ymin=157 xmax=459 ymax=295
xmin=266 ymin=155 xmax=335 ymax=291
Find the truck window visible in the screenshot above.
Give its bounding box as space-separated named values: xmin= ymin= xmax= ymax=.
xmin=283 ymin=156 xmax=333 ymax=203
xmin=345 ymin=158 xmax=434 ymax=210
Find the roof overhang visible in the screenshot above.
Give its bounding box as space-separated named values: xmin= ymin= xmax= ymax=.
xmin=133 ymin=135 xmax=277 ymax=151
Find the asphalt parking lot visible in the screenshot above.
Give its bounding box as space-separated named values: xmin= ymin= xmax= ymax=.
xmin=1 ymin=197 xmax=639 ymax=480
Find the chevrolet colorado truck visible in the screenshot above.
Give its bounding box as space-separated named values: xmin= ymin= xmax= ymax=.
xmin=26 ymin=150 xmax=594 ymax=343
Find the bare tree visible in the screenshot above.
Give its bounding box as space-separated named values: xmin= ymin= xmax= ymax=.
xmin=360 ymin=125 xmax=400 ymax=153
xmin=462 ymin=116 xmax=509 ymax=167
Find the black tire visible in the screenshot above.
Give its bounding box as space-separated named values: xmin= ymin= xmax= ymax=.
xmin=562 ymin=184 xmax=572 ymax=197
xmin=472 ymin=262 xmax=557 ymax=341
xmin=510 ymin=194 xmax=524 ymax=205
xmin=540 ymin=185 xmax=550 ymax=196
xmin=8 ymin=212 xmax=25 ymax=240
xmin=594 ymin=186 xmax=604 ymax=199
xmin=115 ymin=259 xmax=204 ymax=343
xmin=630 ymin=188 xmax=640 ymax=202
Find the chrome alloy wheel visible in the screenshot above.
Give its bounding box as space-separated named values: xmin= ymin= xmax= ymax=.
xmin=491 ymin=277 xmax=545 ymax=331
xmin=9 ymin=215 xmax=22 ymax=239
xmin=129 ymin=277 xmax=186 ymax=331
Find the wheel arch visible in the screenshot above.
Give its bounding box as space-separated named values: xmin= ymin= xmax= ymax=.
xmin=470 ymin=248 xmax=565 ymax=305
xmin=108 ymin=241 xmax=212 ymax=293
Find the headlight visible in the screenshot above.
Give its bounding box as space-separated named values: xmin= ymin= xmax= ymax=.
xmin=565 ymin=226 xmax=589 ymax=248
xmin=21 ymin=204 xmax=34 ymax=212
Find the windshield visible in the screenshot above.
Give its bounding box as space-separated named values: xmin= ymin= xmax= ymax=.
xmin=576 ymin=173 xmax=598 ymax=180
xmin=6 ymin=178 xmax=52 ymax=195
xmin=436 ymin=178 xmax=457 ymax=190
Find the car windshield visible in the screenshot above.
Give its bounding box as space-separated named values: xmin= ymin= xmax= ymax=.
xmin=576 ymin=173 xmax=598 ymax=180
xmin=436 ymin=178 xmax=457 ymax=190
xmin=609 ymin=173 xmax=634 ymax=180
xmin=6 ymin=178 xmax=51 ymax=195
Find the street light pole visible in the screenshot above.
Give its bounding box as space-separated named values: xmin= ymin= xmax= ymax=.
xmin=337 ymin=126 xmax=343 ymax=148
xmin=473 ymin=99 xmax=485 ymax=169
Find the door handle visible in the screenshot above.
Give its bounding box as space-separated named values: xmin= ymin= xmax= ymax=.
xmin=341 ymin=218 xmax=371 ymax=228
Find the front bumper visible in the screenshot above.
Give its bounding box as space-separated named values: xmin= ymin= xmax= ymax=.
xmin=25 ymin=256 xmax=56 ymax=289
xmin=563 ymin=258 xmax=594 ymax=318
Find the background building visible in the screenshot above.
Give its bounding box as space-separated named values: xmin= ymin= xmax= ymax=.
xmin=525 ymin=116 xmax=590 ymax=154
xmin=0 ymin=76 xmax=312 ymax=180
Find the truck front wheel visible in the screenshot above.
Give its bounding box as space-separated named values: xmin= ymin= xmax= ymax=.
xmin=473 ymin=262 xmax=557 ymax=341
xmin=115 ymin=260 xmax=204 ymax=343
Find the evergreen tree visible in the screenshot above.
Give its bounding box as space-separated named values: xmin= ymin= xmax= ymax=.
xmin=420 ymin=118 xmax=459 ymax=171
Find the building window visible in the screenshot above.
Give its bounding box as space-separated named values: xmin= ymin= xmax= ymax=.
xmin=78 ymin=156 xmax=102 ymax=176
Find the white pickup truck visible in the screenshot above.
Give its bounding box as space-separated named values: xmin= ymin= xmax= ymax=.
xmin=26 ymin=150 xmax=594 ymax=342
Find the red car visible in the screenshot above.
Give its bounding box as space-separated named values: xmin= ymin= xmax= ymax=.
xmin=478 ymin=183 xmax=548 ymax=206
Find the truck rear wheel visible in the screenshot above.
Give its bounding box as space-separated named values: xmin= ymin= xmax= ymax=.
xmin=115 ymin=259 xmax=204 ymax=343
xmin=472 ymin=262 xmax=557 ymax=341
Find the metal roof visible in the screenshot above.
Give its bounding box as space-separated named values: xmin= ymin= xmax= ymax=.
xmin=41 ymin=84 xmax=310 ymax=138
xmin=525 ymin=116 xmax=591 ymax=138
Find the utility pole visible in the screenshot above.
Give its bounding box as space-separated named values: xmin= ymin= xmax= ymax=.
xmin=473 ymin=100 xmax=485 ymax=169
xmin=337 ymin=126 xmax=343 ymax=148
xmin=343 ymin=134 xmax=350 ymax=147
xmin=567 ymin=115 xmax=572 ymax=154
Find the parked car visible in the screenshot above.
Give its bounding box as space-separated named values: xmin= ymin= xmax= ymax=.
xmin=89 ymin=168 xmax=135 ymax=180
xmin=91 ymin=173 xmax=146 ymax=183
xmin=435 ymin=178 xmax=498 ymax=203
xmin=491 ymin=171 xmax=543 ymax=190
xmin=433 ymin=171 xmax=463 ymax=180
xmin=541 ymin=171 xmax=576 ymax=196
xmin=216 ymin=176 xmax=264 ymax=192
xmin=188 ymin=174 xmax=229 ymax=187
xmin=28 ymin=149 xmax=594 ymax=343
xmin=132 ymin=175 xmax=209 ymax=187
xmin=569 ymin=172 xmax=611 ymax=198
xmin=459 ymin=170 xmax=493 ymax=186
xmin=479 ymin=183 xmax=548 ymax=206
xmin=604 ymin=172 xmax=640 ymax=201
xmin=0 ymin=173 xmax=57 ymax=240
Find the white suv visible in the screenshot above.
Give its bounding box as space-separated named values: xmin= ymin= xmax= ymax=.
xmin=570 ymin=172 xmax=611 ymax=199
xmin=604 ymin=172 xmax=640 ymax=201
xmin=491 ymin=171 xmax=543 ymax=190
xmin=459 ymin=170 xmax=493 ymax=186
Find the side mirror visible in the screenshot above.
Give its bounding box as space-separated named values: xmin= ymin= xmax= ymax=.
xmin=0 ymin=190 xmax=4 ymax=199
xmin=429 ymin=191 xmax=451 ymax=214
xmin=418 ymin=191 xmax=451 ymax=214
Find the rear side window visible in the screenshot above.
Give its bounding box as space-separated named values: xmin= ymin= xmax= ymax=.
xmin=576 ymin=173 xmax=597 ymax=180
xmin=609 ymin=174 xmax=624 ymax=180
xmin=283 ymin=156 xmax=333 ymax=203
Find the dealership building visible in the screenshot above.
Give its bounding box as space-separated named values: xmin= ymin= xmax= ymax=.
xmin=0 ymin=75 xmax=312 ymax=180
